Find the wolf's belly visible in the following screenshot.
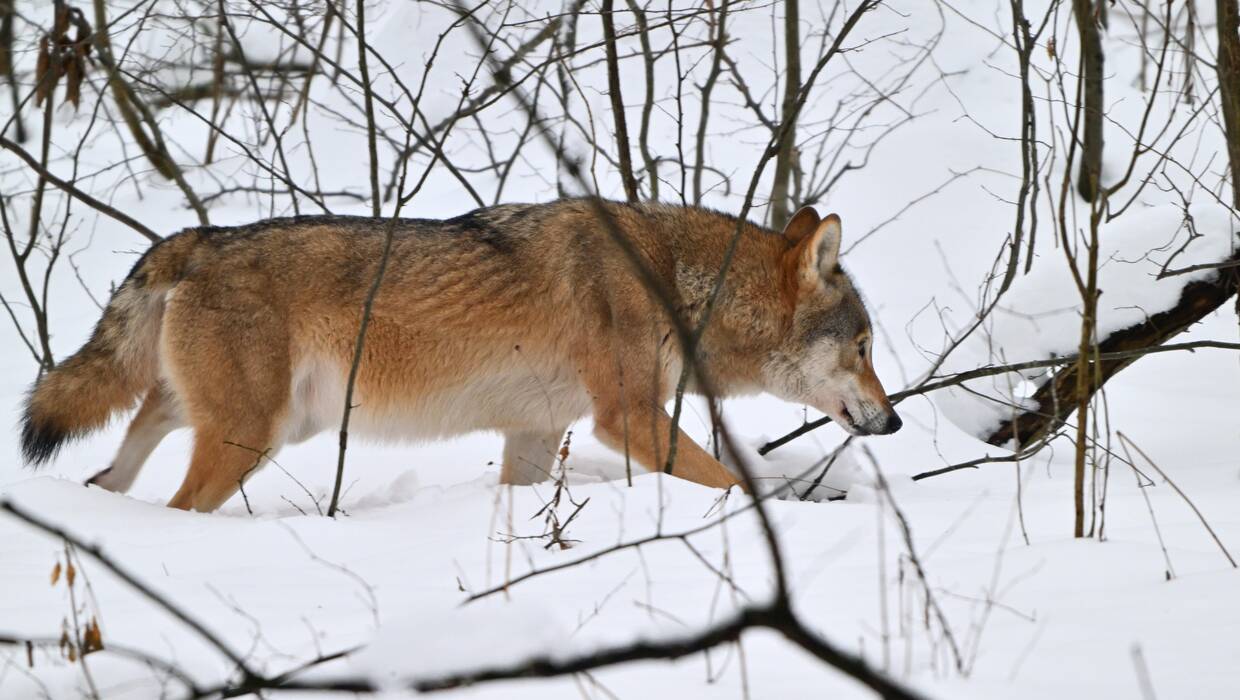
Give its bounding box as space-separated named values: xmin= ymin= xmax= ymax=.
xmin=279 ymin=357 xmax=591 ymax=445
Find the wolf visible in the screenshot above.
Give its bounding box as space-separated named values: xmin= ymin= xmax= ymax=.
xmin=20 ymin=200 xmax=900 ymax=512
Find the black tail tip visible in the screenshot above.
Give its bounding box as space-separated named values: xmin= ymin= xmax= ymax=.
xmin=20 ymin=413 xmax=67 ymax=466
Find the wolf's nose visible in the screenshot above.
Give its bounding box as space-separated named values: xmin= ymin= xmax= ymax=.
xmin=884 ymin=413 xmax=903 ymax=434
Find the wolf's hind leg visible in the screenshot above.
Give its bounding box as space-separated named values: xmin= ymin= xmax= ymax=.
xmin=167 ymin=423 xmax=280 ymax=512
xmin=161 ymin=279 xmax=290 ymax=512
xmin=87 ymin=385 xmax=183 ymax=493
xmin=500 ymin=429 xmax=566 ymax=485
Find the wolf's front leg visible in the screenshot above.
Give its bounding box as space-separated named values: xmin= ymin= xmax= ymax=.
xmin=591 ymin=400 xmax=744 ymax=492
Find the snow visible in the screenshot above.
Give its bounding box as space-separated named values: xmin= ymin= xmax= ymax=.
xmin=358 ymin=598 xmax=568 ymax=688
xmin=934 ymin=192 xmax=1239 ymax=441
xmin=3 ymin=0 xmax=1240 ymax=699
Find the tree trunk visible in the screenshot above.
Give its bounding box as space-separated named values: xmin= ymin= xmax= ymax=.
xmin=1073 ymin=0 xmax=1105 ymax=200
xmin=769 ymin=0 xmax=801 ymax=229
xmin=1217 ymin=0 xmax=1240 ymax=209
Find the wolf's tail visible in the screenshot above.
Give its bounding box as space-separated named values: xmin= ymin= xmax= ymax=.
xmin=21 ymin=231 xmax=202 ymax=465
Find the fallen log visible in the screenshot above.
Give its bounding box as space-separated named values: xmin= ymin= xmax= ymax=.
xmin=985 ymin=251 xmax=1240 ymax=448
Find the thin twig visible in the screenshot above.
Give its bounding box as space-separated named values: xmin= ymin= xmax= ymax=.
xmin=0 ymin=500 xmax=257 ymax=679
xmin=1117 ymin=432 xmax=1236 ymax=568
xmin=0 ymin=134 xmax=161 ymax=242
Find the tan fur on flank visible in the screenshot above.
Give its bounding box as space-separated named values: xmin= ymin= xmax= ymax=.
xmin=21 ymin=200 xmax=899 ymax=512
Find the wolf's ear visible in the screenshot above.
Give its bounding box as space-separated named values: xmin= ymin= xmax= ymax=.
xmin=785 ymin=214 xmax=842 ymax=284
xmin=809 ymin=214 xmax=842 ymax=272
xmin=781 ymin=206 xmax=821 ymax=244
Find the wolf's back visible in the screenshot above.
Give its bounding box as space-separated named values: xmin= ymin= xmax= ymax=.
xmin=20 ymin=231 xmax=201 ymax=465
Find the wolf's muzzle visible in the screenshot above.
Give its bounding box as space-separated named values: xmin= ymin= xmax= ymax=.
xmin=858 ymin=410 xmax=902 ymax=436
xmin=880 ymin=413 xmax=902 ymax=434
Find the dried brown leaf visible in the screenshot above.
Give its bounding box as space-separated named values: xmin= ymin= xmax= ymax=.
xmin=64 ymin=55 xmax=80 ymax=108
xmin=83 ymin=618 xmax=103 ymax=654
xmin=34 ymin=36 xmax=51 ymax=106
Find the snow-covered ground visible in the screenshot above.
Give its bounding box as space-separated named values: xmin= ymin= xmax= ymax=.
xmin=2 ymin=1 xmax=1238 ymax=698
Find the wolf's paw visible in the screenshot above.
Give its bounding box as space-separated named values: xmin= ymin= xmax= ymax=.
xmin=85 ymin=467 xmax=121 ymax=491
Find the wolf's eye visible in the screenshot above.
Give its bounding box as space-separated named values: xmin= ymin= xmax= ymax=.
xmin=857 ymin=340 xmax=867 ymax=358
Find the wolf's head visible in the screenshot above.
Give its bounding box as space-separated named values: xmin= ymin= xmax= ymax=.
xmin=763 ymin=207 xmax=901 ymax=436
